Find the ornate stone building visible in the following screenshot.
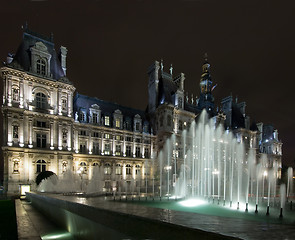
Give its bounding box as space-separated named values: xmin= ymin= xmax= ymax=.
xmin=1 ymin=28 xmax=282 ymax=195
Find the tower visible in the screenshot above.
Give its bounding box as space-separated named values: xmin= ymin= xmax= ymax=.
xmin=197 ymin=54 xmax=215 ymax=114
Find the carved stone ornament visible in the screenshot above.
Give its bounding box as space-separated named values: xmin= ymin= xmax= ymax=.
xmin=35 ymin=41 xmax=48 ymax=52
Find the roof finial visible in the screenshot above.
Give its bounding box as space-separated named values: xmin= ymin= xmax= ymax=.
xmin=204 ymin=52 xmax=208 ymax=62
xmin=170 ymin=64 xmax=173 ymax=75
xmin=161 ymin=59 xmax=164 ymax=72
xmin=22 ymin=21 xmax=28 ymax=30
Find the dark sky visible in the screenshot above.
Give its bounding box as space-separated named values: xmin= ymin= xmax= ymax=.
xmin=1 ymin=0 xmax=294 ymax=166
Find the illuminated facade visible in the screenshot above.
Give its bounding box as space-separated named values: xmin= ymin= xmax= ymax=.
xmin=1 ymin=28 xmax=155 ymax=194
xmin=1 ymin=28 xmax=282 ymax=195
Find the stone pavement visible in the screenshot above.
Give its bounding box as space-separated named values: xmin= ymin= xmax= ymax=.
xmin=15 ymin=199 xmax=73 ymax=240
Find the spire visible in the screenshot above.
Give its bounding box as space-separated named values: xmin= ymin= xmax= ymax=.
xmin=170 ymin=64 xmax=173 ymax=75
xmin=160 ymin=59 xmax=164 ymax=72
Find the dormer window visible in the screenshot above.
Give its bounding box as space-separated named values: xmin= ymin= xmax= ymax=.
xmin=37 ymin=59 xmax=46 ymax=76
xmin=105 ymin=116 xmax=110 ymax=126
xmin=36 ymin=92 xmax=47 ymax=109
xmin=80 ymin=112 xmax=85 ymax=122
xmin=115 ymin=118 xmax=120 ymax=128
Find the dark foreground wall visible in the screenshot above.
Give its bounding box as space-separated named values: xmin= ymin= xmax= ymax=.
xmin=26 ymin=192 xmax=237 ymax=240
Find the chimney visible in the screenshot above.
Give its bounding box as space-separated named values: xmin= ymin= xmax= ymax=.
xmin=59 ymin=46 xmax=68 ymax=75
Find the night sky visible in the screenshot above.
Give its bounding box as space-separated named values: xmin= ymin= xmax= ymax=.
xmin=0 ymin=0 xmax=294 ymax=167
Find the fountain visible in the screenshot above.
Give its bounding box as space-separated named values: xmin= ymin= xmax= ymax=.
xmin=155 ymin=110 xmax=285 ymax=214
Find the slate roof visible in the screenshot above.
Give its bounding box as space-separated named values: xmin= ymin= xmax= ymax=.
xmin=74 ymin=93 xmax=148 ymax=123
xmin=7 ymin=28 xmax=69 ymax=83
xmin=231 ymin=103 xmax=245 ymax=129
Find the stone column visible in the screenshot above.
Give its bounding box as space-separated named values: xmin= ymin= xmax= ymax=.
xmin=7 ymin=113 xmax=12 ymax=146
xmin=68 ymin=92 xmax=72 ymax=117
xmin=28 ymin=118 xmax=33 ymax=148
xmin=58 ymin=122 xmax=62 ymax=150
xmin=123 ymin=133 xmax=126 ymax=157
xmin=67 ymin=123 xmax=72 ymax=151
xmin=19 ymin=114 xmax=24 ymax=147
xmin=7 ymin=76 xmax=12 ymax=106
xmin=19 ymin=78 xmax=24 ymax=108
xmin=50 ymin=120 xmax=54 ymax=150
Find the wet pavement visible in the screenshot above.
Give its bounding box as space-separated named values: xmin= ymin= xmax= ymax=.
xmin=36 ymin=193 xmax=295 ymax=240
xmin=15 ymin=199 xmax=73 ymax=240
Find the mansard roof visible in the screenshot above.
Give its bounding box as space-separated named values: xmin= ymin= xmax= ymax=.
xmin=7 ymin=28 xmax=69 ymax=83
xmin=231 ymin=103 xmax=245 ymax=129
xmin=74 ymin=93 xmax=148 ymax=122
xmin=158 ymin=72 xmax=178 ymax=105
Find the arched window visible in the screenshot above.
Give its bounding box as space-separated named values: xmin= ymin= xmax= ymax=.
xmin=104 ymin=163 xmax=111 ymax=175
xmin=92 ymin=162 xmax=99 ymax=166
xmin=36 ymin=160 xmax=46 ymax=173
xmin=115 ymin=164 xmax=122 ymax=175
xmin=135 ymin=165 xmax=141 ymax=175
xmin=80 ymin=162 xmax=87 ymax=173
xmin=126 ymin=164 xmax=131 ymax=175
xmin=36 ymin=92 xmax=47 ymax=109
xmin=37 ymin=59 xmax=46 ymax=76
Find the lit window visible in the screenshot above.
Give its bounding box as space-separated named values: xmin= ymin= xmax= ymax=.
xmin=105 ymin=116 xmax=110 ymax=126
xmin=115 ymin=118 xmax=120 ymax=128
xmin=116 ymin=135 xmax=121 ymax=140
xmin=115 ymin=164 xmax=122 ymax=175
xmin=36 ymin=92 xmax=47 ymax=109
xmin=36 ymin=160 xmax=46 ymax=173
xmin=104 ymin=163 xmax=111 ymax=175
xmin=104 ymin=133 xmax=110 ymax=139
xmin=36 ymin=59 xmax=46 ymax=76
xmin=115 ymin=145 xmax=121 ymax=156
xmin=104 ymin=143 xmax=111 ymax=155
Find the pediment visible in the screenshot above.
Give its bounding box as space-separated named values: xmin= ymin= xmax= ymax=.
xmin=90 ymin=104 xmax=100 ymax=110
xmin=34 ymin=41 xmax=48 ymax=52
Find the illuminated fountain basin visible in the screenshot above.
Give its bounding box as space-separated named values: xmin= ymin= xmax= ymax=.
xmin=127 ymin=197 xmax=295 ymax=225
